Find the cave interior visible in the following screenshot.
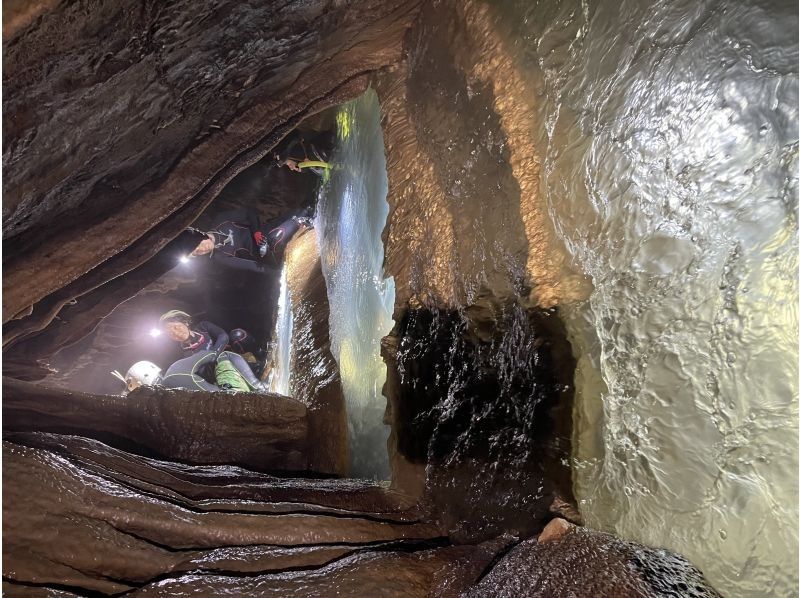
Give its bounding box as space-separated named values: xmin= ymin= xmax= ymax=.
xmin=1 ymin=1 xmax=730 ymax=595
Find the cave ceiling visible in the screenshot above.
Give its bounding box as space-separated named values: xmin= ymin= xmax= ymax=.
xmin=2 ymin=0 xmax=420 ymax=335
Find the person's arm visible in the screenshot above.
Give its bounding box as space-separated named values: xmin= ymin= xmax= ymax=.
xmin=200 ymin=321 xmax=229 ymax=354
xmin=213 ymin=207 xmax=261 ymax=233
xmin=209 ymin=252 xmax=266 ymax=273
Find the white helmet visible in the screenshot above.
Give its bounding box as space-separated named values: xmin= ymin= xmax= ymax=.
xmin=117 ymin=361 xmax=162 ymax=392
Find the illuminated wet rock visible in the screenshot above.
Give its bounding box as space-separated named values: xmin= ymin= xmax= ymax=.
xmin=3 ymin=0 xmax=794 ymax=595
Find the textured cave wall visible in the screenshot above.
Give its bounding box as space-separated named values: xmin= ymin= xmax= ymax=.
xmin=3 ymin=377 xmax=311 ymax=473
xmin=283 ymin=230 xmax=350 ymax=477
xmin=2 ymin=434 xmax=448 ymax=595
xmin=373 ymin=0 xmax=581 ymax=542
xmin=466 ymin=519 xmax=722 ymax=598
xmin=2 ymin=0 xmax=420 ymax=328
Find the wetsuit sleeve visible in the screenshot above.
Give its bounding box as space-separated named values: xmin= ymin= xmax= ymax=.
xmin=201 ymin=321 xmax=229 ymax=354
xmin=209 ymin=252 xmax=266 ymax=273
xmin=213 ymin=208 xmax=261 ymax=233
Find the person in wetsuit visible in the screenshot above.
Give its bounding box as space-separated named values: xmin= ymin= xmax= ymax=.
xmin=189 ymin=207 xmax=313 ymax=271
xmin=159 ymin=310 xmax=229 ymax=357
xmin=158 ymin=310 xmax=266 ymax=391
xmin=161 ymin=349 xmax=267 ymax=392
xmin=273 ymin=130 xmax=332 ymax=177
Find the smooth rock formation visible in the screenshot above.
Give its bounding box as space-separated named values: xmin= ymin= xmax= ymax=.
xmin=3 ymin=434 xmax=443 ymax=595
xmin=284 ymin=229 xmax=351 ymax=477
xmin=3 ymin=377 xmax=310 ymax=472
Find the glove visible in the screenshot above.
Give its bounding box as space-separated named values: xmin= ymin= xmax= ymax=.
xmin=253 ymin=231 xmax=266 ymax=246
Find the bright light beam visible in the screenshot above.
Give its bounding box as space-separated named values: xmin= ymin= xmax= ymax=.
xmin=149 ymin=328 xmax=162 ymax=338
xmin=179 ymin=256 xmax=190 ymax=264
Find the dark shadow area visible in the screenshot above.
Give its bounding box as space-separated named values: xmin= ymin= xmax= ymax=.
xmin=390 ymin=302 xmax=576 ymax=543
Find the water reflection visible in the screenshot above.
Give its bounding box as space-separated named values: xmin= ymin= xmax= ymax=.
xmin=491 ymin=0 xmax=798 ymax=594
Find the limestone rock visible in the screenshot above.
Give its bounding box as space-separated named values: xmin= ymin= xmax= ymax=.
xmin=3 ymin=377 xmax=310 ymax=472
xmin=465 ymin=527 xmax=722 ymax=598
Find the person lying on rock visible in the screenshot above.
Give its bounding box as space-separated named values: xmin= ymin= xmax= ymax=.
xmin=188 ymin=206 xmax=313 ymax=271
xmin=117 ymin=350 xmax=267 ymax=393
xmin=162 ymin=349 xmax=268 ymax=392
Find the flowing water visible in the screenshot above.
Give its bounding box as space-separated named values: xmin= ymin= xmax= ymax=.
xmin=488 ymin=1 xmax=798 ymax=595
xmin=269 ymin=264 xmax=293 ymax=395
xmin=272 ymin=2 xmax=795 ymax=589
xmin=315 ymin=90 xmax=395 ymax=480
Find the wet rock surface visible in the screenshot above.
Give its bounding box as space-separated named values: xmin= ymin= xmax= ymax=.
xmin=3 ymin=434 xmax=444 ymax=595
xmin=466 ymin=524 xmax=722 ymax=598
xmin=283 ymin=229 xmax=350 ymax=477
xmin=384 ymin=305 xmax=575 ymax=543
xmin=3 ymin=0 xmax=419 ymax=322
xmin=374 ymin=0 xmax=577 ymax=543
xmin=3 ymin=377 xmax=310 ymax=473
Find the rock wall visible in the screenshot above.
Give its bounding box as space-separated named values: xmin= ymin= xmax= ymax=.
xmin=467 ymin=519 xmax=722 ymax=598
xmin=284 ymin=229 xmax=351 ymax=476
xmin=3 ymin=434 xmax=444 ymax=595
xmin=3 ymin=0 xmax=420 ymax=324
xmin=374 ymin=0 xmax=580 ymax=541
xmin=3 ymin=377 xmax=310 ymax=472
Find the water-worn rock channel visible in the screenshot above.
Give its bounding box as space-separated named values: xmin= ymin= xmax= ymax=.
xmin=3 ymin=0 xmax=796 ymax=596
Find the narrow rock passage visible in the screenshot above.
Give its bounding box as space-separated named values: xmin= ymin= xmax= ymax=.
xmin=3 ymin=434 xmax=445 ymax=595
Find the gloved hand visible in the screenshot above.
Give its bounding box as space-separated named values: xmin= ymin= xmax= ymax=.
xmin=253 ymin=231 xmax=266 ymax=246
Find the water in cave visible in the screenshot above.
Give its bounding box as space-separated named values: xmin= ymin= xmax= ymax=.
xmin=316 ymin=90 xmax=395 ymax=480
xmin=397 ymin=0 xmax=797 ymax=593
xmin=494 ymin=1 xmax=798 ymax=595
xmin=269 ymin=264 xmax=293 ymax=395
xmin=3 ymin=0 xmax=797 ymax=594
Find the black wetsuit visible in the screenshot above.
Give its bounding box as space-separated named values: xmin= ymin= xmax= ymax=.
xmin=161 ymin=350 xmax=263 ymax=392
xmin=206 ymin=208 xmax=263 ymax=273
xmin=205 ymin=208 xmax=306 ymax=271
xmin=181 ymin=321 xmax=229 ymax=358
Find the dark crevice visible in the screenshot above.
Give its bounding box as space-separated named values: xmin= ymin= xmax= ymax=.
xmin=472 ymin=538 xmax=522 ymax=585
xmin=2 ymin=576 xmax=120 ymax=597
xmin=104 ymin=520 xmax=449 ymax=555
